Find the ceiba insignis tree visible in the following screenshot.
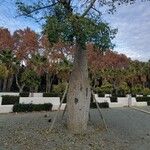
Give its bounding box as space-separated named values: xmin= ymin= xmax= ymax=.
xmin=16 ymin=0 xmax=141 ymax=134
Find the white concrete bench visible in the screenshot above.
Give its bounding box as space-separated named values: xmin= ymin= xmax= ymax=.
xmin=0 ymin=105 xmax=13 ymax=113
xmin=96 ymin=97 xmax=111 ymax=103
xmin=0 ymin=92 xmax=19 ymax=96
xmin=136 ymin=95 xmax=143 ymax=97
xmin=132 ymin=102 xmax=147 ymax=107
xmin=117 ymin=97 xmax=129 ymax=106
xmin=29 ymin=93 xmax=43 ymax=97
xmin=20 ymin=97 xmax=60 ymax=105
xmin=105 ymin=94 xmax=112 ymax=97
xmin=109 ymin=103 xmax=125 ymax=108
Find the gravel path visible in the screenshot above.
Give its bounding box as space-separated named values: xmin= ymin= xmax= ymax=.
xmin=0 ymin=107 xmax=150 ymax=150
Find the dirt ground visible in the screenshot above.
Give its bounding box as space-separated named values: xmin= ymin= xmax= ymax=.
xmin=0 ymin=107 xmax=150 ymax=150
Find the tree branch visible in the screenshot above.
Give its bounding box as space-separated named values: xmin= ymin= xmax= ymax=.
xmin=82 ymin=0 xmax=97 ymax=17
xmin=16 ymin=3 xmax=57 ymax=17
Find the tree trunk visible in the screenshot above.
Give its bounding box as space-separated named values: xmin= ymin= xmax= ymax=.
xmin=67 ymin=42 xmax=91 ymax=134
xmin=46 ymin=73 xmax=51 ymax=92
xmin=0 ymin=80 xmax=2 ymax=91
xmin=15 ymin=74 xmax=25 ymax=93
xmin=2 ymin=78 xmax=7 ymax=92
xmin=7 ymin=75 xmax=14 ymax=92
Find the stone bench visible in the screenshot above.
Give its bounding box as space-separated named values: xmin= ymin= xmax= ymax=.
xmin=0 ymin=105 xmax=13 ymax=113
xmin=0 ymin=92 xmax=19 ymax=96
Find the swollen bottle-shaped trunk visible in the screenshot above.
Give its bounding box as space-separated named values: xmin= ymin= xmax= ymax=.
xmin=67 ymin=42 xmax=91 ymax=134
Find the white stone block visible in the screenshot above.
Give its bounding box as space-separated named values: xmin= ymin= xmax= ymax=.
xmin=19 ymin=97 xmax=60 ymax=105
xmin=0 ymin=92 xmax=19 ymax=96
xmin=117 ymin=97 xmax=129 ymax=106
xmin=96 ymin=97 xmax=111 ymax=103
xmin=132 ymin=102 xmax=147 ymax=107
xmin=109 ymin=103 xmax=125 ymax=108
xmin=0 ymin=97 xmax=2 ymax=105
xmin=29 ymin=93 xmax=43 ymax=97
xmin=136 ymin=95 xmax=143 ymax=97
xmin=52 ymin=104 xmax=66 ymax=111
xmin=0 ymin=105 xmax=13 ymax=113
xmin=105 ymin=94 xmax=112 ymax=97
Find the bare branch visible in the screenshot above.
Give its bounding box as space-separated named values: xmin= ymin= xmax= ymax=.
xmin=91 ymin=6 xmax=102 ymax=15
xmin=17 ymin=3 xmax=57 ymax=17
xmin=82 ymin=0 xmax=97 ymax=17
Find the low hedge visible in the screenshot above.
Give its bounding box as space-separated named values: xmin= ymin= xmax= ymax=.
xmin=43 ymin=92 xmax=60 ymax=97
xmin=98 ymin=93 xmax=105 ymax=97
xmin=90 ymin=102 xmax=109 ymax=109
xmin=2 ymin=95 xmax=19 ymax=105
xmin=19 ymin=92 xmax=29 ymax=97
xmin=110 ymin=97 xmax=117 ymax=102
xmin=136 ymin=97 xmax=150 ymax=102
xmin=13 ymin=103 xmax=53 ymax=112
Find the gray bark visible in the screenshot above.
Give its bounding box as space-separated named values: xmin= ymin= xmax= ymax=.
xmin=67 ymin=42 xmax=91 ymax=134
xmin=15 ymin=75 xmax=25 ymax=93
xmin=2 ymin=78 xmax=7 ymax=92
xmin=7 ymin=75 xmax=13 ymax=92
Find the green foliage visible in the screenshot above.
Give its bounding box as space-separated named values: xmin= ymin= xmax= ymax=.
xmin=94 ymin=81 xmax=112 ymax=96
xmin=13 ymin=103 xmax=53 ymax=112
xmin=19 ymin=92 xmax=29 ymax=97
xmin=52 ymin=82 xmax=66 ymax=95
xmin=2 ymin=95 xmax=19 ymax=105
xmin=131 ymin=85 xmax=143 ymax=95
xmin=21 ymin=69 xmax=40 ymax=90
xmin=118 ymin=82 xmax=130 ymax=95
xmin=142 ymin=88 xmax=150 ymax=96
xmin=0 ymin=63 xmax=8 ymax=79
xmin=44 ymin=11 xmax=116 ymax=49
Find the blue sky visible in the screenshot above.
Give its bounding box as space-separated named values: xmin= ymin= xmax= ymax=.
xmin=0 ymin=0 xmax=150 ymax=61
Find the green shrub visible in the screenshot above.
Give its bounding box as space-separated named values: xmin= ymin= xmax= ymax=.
xmin=90 ymin=102 xmax=109 ymax=108
xmin=2 ymin=95 xmax=19 ymax=105
xmin=118 ymin=82 xmax=130 ymax=95
xmin=142 ymin=88 xmax=150 ymax=97
xmin=136 ymin=97 xmax=150 ymax=102
xmin=98 ymin=92 xmax=105 ymax=97
xmin=19 ymin=92 xmax=29 ymax=97
xmin=52 ymin=82 xmax=66 ymax=95
xmin=132 ymin=85 xmax=143 ymax=95
xmin=13 ymin=103 xmax=53 ymax=112
xmin=94 ymin=82 xmax=112 ymax=95
xmin=43 ymin=92 xmax=60 ymax=97
xmin=110 ymin=97 xmax=117 ymax=102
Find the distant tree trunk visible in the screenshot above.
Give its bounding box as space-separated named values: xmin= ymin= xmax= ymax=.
xmin=67 ymin=41 xmax=91 ymax=134
xmin=7 ymin=75 xmax=14 ymax=92
xmin=2 ymin=78 xmax=7 ymax=92
xmin=46 ymin=73 xmax=54 ymax=92
xmin=0 ymin=80 xmax=2 ymax=91
xmin=15 ymin=75 xmax=25 ymax=93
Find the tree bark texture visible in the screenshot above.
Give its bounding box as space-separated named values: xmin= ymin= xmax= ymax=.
xmin=67 ymin=42 xmax=91 ymax=134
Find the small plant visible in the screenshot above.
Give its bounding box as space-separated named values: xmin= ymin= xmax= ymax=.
xmin=2 ymin=95 xmax=19 ymax=105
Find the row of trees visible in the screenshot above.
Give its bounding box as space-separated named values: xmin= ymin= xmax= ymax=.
xmin=0 ymin=27 xmax=150 ymax=95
